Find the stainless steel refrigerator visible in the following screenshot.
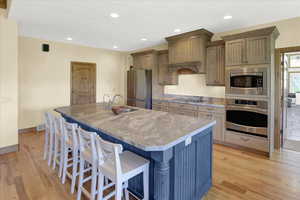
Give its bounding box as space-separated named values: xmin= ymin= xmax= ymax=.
xmin=127 ymin=68 xmax=152 ymax=109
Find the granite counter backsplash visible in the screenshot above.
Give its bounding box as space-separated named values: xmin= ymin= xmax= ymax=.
xmin=153 ymin=94 xmax=225 ymax=108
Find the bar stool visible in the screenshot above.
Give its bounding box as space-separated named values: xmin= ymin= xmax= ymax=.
xmin=43 ymin=112 xmax=55 ymax=167
xmin=77 ymin=128 xmax=99 ymax=200
xmin=95 ymin=135 xmax=150 ymax=200
xmin=61 ymin=120 xmax=79 ymax=194
xmin=52 ymin=116 xmax=66 ymax=178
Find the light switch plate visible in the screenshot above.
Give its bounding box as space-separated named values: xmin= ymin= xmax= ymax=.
xmin=185 ymin=136 xmax=192 ymax=146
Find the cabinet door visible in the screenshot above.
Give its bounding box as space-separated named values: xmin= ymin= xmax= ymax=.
xmin=189 ymin=37 xmax=204 ymax=62
xmin=246 ymin=36 xmax=270 ymax=64
xmin=133 ymin=55 xmax=143 ymax=68
xmin=168 ymin=39 xmax=189 ymax=64
xmin=158 ymin=52 xmax=178 ymax=85
xmin=212 ymin=113 xmax=225 ymax=141
xmin=225 ymin=39 xmax=245 ymax=66
xmin=142 ymin=54 xmax=154 ymax=69
xmin=206 ymin=45 xmax=225 ymax=86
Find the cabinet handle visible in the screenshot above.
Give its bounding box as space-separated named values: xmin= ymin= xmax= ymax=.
xmin=240 ymin=137 xmax=250 ymax=142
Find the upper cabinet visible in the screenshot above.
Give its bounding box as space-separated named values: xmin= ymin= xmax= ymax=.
xmin=166 ymin=29 xmax=213 ymax=74
xmin=222 ymin=26 xmax=279 ymax=67
xmin=206 ymin=41 xmax=225 ymax=86
xmin=157 ymin=50 xmax=178 ymax=85
xmin=131 ymin=50 xmax=157 ymax=70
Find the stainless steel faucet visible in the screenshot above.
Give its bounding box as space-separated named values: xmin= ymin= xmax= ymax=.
xmin=103 ymin=94 xmax=122 ymax=109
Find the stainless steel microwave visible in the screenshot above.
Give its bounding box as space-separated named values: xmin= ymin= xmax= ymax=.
xmin=225 ymin=67 xmax=268 ymax=96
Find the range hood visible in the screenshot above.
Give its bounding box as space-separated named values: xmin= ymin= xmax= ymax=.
xmin=168 ymin=61 xmax=203 ymax=74
xmin=165 ymin=28 xmax=213 ymax=75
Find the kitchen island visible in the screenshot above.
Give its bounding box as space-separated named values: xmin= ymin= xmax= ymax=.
xmin=55 ymin=103 xmax=215 ymax=200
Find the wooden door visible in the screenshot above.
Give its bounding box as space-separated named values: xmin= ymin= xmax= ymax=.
xmin=246 ymin=36 xmax=270 ymax=64
xmin=71 ymin=62 xmax=96 ymax=105
xmin=225 ymin=39 xmax=245 ymax=66
xmin=206 ymin=45 xmax=225 ymax=86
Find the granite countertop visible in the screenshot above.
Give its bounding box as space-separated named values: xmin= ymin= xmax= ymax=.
xmin=55 ymin=103 xmax=215 ymax=151
xmin=153 ymin=95 xmax=226 ymax=108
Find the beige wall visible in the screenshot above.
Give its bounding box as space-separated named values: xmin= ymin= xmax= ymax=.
xmin=0 ymin=14 xmax=18 ymax=148
xmin=145 ymin=17 xmax=300 ymax=98
xmin=19 ymin=37 xmax=129 ymax=129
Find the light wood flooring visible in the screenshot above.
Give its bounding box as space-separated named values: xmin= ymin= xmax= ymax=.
xmin=1 ymin=131 xmax=300 ymax=200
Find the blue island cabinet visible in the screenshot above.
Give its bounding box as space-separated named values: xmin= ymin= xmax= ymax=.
xmin=62 ymin=114 xmax=213 ymax=200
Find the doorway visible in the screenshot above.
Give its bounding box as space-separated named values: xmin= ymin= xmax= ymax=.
xmin=71 ymin=62 xmax=96 ymax=105
xmin=281 ymin=52 xmax=300 ymax=152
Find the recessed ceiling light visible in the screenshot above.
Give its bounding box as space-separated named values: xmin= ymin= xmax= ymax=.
xmin=66 ymin=37 xmax=73 ymax=41
xmin=174 ymin=29 xmax=181 ymax=33
xmin=141 ymin=38 xmax=147 ymax=41
xmin=113 ymin=45 xmax=118 ymax=49
xmin=110 ymin=13 xmax=119 ymax=18
xmin=224 ymin=15 xmax=233 ymax=20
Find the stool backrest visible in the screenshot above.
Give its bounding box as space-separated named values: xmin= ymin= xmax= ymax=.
xmin=94 ymin=135 xmax=123 ymax=177
xmin=78 ymin=128 xmax=98 ymax=163
xmin=62 ymin=121 xmax=78 ymax=147
xmin=44 ymin=112 xmax=55 ymax=135
xmin=53 ymin=116 xmax=65 ymax=137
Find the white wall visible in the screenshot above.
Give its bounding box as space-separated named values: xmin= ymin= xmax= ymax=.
xmin=0 ymin=13 xmax=18 ymax=149
xmin=19 ymin=37 xmax=129 ymax=129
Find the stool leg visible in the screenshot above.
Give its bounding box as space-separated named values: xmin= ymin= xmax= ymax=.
xmin=97 ymin=173 xmax=104 ymax=200
xmin=77 ymin=158 xmax=85 ymax=200
xmin=124 ymin=181 xmax=129 ymax=200
xmin=58 ymin=140 xmax=64 ymax=178
xmin=47 ymin=134 xmax=54 ymax=166
xmin=71 ymin=148 xmax=79 ymax=194
xmin=43 ymin=131 xmax=49 ymax=160
xmin=90 ymin=164 xmax=97 ymax=200
xmin=115 ymin=179 xmax=123 ymax=200
xmin=143 ymin=165 xmax=149 ymax=200
xmin=62 ymin=144 xmax=69 ymax=184
xmin=52 ymin=136 xmax=58 ymax=169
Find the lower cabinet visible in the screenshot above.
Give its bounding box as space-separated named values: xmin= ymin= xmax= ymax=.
xmin=225 ymin=130 xmax=268 ymax=152
xmin=152 ymin=100 xmax=225 ymax=142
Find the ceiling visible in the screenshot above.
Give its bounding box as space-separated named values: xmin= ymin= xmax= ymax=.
xmin=9 ymin=0 xmax=300 ymax=51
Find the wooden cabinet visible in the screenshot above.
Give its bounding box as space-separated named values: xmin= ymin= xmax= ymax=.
xmin=206 ymin=41 xmax=225 ymax=86
xmin=131 ymin=50 xmax=156 ymax=70
xmin=152 ymin=100 xmax=225 ymax=142
xmin=198 ymin=107 xmax=225 ymax=142
xmin=166 ymin=29 xmax=213 ymax=74
xmin=157 ymin=50 xmax=178 ymax=85
xmin=246 ymin=36 xmax=270 ymax=64
xmin=225 ymin=39 xmax=245 ymax=66
xmin=222 ymin=27 xmax=279 ymax=67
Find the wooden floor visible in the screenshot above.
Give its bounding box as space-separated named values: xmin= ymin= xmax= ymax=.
xmin=1 ymin=131 xmax=300 ymax=200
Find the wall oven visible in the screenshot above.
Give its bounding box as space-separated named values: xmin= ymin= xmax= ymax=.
xmin=226 ymin=99 xmax=268 ymax=137
xmin=226 ymin=67 xmax=268 ymax=96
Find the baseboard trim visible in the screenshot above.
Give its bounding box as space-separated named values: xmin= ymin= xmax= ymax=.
xmin=0 ymin=144 xmax=19 ymax=155
xmin=18 ymin=127 xmax=36 ymax=134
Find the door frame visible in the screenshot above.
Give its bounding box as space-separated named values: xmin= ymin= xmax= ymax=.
xmin=274 ymin=46 xmax=300 ymax=149
xmin=70 ymin=61 xmax=97 ymax=105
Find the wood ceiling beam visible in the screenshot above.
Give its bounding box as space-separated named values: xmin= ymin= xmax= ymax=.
xmin=0 ymin=0 xmax=7 ymax=9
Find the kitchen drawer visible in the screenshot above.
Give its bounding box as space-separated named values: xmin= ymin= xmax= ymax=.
xmin=169 ymin=102 xmax=198 ymax=111
xmin=225 ymin=130 xmax=268 ymax=152
xmin=168 ymin=107 xmax=198 ymax=118
xmin=153 ymin=105 xmax=169 ymax=112
xmin=152 ymin=105 xmax=162 ymax=111
xmin=198 ymin=111 xmax=213 ymax=120
xmin=152 ymin=100 xmax=169 ymax=107
xmin=198 ymin=105 xmax=225 ymax=113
